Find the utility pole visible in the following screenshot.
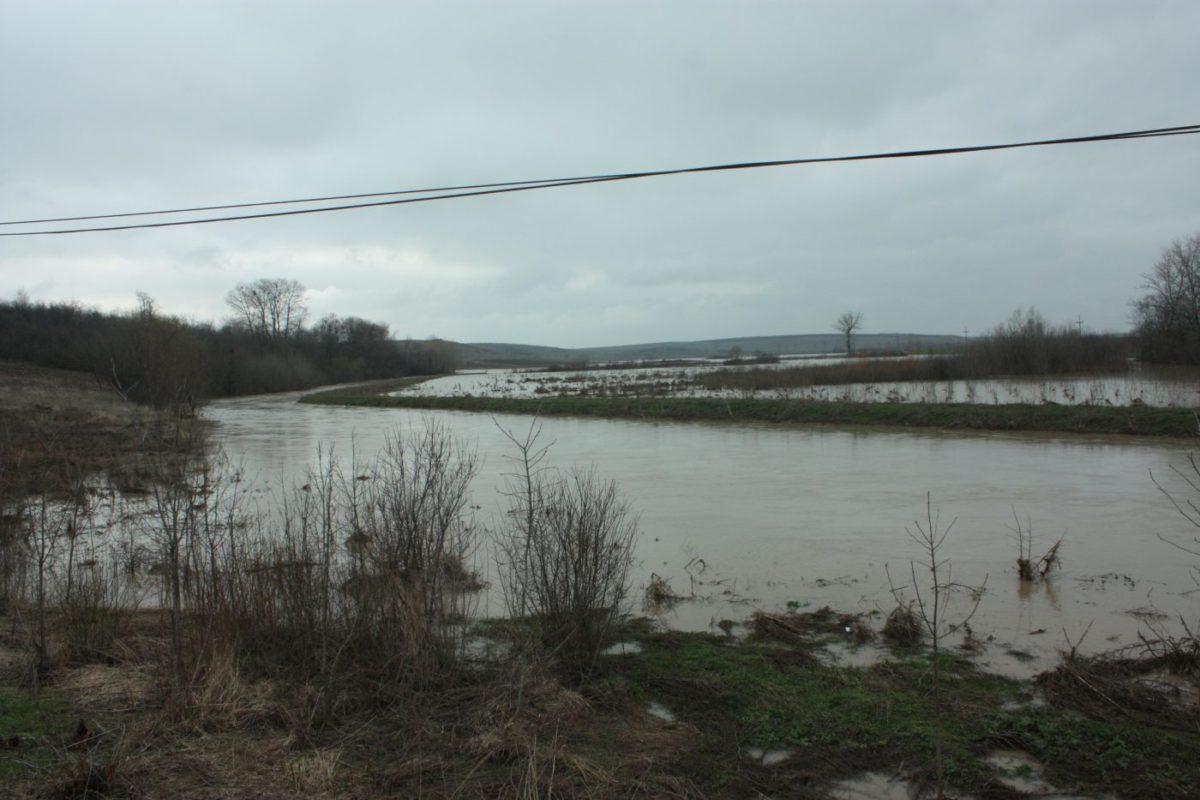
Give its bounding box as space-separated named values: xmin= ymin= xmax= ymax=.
xmin=1075 ymin=315 xmax=1084 ymax=334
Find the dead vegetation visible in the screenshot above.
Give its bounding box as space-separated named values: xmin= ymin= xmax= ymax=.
xmin=1037 ymin=640 xmax=1200 ymax=733
xmin=750 ymin=606 xmax=873 ymax=647
xmin=643 ymin=573 xmax=684 ymax=610
xmin=882 ymin=603 xmax=922 ymax=646
xmin=1011 ymin=508 xmax=1063 ymax=583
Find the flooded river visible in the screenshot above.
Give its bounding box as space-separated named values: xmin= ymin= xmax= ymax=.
xmin=207 ymin=391 xmax=1200 ymax=676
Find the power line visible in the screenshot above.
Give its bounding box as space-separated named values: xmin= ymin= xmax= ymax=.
xmin=2 ymin=123 xmax=1197 ymax=237
xmin=0 ymin=175 xmax=610 ymax=226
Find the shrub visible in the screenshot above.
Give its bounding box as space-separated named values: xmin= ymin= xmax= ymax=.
xmin=496 ymin=422 xmax=638 ymax=683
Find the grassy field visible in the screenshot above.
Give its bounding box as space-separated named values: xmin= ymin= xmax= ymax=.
xmin=302 ymin=385 xmax=1200 ymax=438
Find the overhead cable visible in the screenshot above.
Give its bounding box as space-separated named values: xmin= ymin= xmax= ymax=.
xmin=2 ymin=123 xmax=1197 ymax=237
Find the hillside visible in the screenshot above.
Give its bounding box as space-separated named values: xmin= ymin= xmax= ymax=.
xmin=458 ymin=333 xmax=963 ymax=368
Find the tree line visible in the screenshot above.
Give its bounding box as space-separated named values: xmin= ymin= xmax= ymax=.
xmin=0 ymin=278 xmax=459 ymax=409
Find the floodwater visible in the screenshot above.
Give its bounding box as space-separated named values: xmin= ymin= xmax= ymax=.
xmin=401 ymin=362 xmax=1200 ymax=408
xmin=207 ymin=390 xmax=1200 ymax=676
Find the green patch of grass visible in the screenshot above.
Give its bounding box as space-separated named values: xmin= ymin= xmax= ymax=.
xmin=985 ymin=707 xmax=1200 ymax=798
xmin=303 ymin=392 xmax=1200 ymax=438
xmin=613 ymin=629 xmax=1200 ymax=798
xmin=0 ymin=688 xmax=74 ymax=777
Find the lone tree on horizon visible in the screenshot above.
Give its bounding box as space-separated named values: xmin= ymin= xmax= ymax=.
xmin=834 ymin=311 xmax=864 ymax=355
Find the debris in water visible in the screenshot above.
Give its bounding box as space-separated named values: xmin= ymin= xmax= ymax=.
xmin=986 ymin=750 xmax=1057 ymax=794
xmin=644 ymin=573 xmax=685 ymax=610
xmin=882 ymin=604 xmax=921 ymax=646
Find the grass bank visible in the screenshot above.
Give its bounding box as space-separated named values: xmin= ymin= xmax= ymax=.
xmin=302 ymin=389 xmax=1200 ymax=438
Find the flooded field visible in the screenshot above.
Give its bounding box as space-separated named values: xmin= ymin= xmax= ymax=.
xmin=399 ymin=359 xmax=1200 ymax=408
xmin=208 ymin=391 xmax=1200 ymax=677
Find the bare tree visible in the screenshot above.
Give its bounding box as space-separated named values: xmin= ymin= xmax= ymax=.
xmin=833 ymin=311 xmax=864 ymax=355
xmin=886 ymin=493 xmax=987 ymax=799
xmin=1133 ymin=233 xmax=1200 ymax=363
xmin=225 ymin=278 xmax=309 ymax=342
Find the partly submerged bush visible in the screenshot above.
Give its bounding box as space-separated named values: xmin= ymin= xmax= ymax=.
xmin=496 ymin=422 xmax=638 ymax=683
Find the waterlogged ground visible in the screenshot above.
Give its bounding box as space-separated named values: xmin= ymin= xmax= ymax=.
xmin=207 ymin=391 xmax=1200 ymax=678
xmin=398 ymin=358 xmax=1200 ymax=408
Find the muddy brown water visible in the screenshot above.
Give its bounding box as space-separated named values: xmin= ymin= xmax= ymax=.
xmin=208 ymin=391 xmax=1200 ymax=677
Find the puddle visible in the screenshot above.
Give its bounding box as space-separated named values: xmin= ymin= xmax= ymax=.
xmin=1000 ymin=691 xmax=1046 ymax=711
xmin=602 ymin=641 xmax=643 ymax=655
xmin=744 ymin=747 xmax=793 ymax=766
xmin=819 ymin=640 xmax=891 ymax=668
xmin=646 ymin=702 xmax=675 ymax=722
xmin=829 ymin=772 xmax=919 ymax=799
xmin=986 ymin=750 xmax=1056 ymax=794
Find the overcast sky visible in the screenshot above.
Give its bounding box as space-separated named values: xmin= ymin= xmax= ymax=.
xmin=2 ymin=1 xmax=1199 ymax=348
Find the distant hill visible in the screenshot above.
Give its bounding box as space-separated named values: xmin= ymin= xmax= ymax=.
xmin=458 ymin=333 xmax=963 ymax=368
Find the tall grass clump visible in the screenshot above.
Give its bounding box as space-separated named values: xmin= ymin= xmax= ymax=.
xmin=495 ymin=421 xmax=638 ymax=683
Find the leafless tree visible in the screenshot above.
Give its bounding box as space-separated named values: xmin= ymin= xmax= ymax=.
xmin=886 ymin=493 xmax=987 ymax=799
xmin=225 ymin=278 xmax=309 ymax=342
xmin=1133 ymin=233 xmax=1200 ymax=363
xmin=833 ymin=311 xmax=864 ymax=355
